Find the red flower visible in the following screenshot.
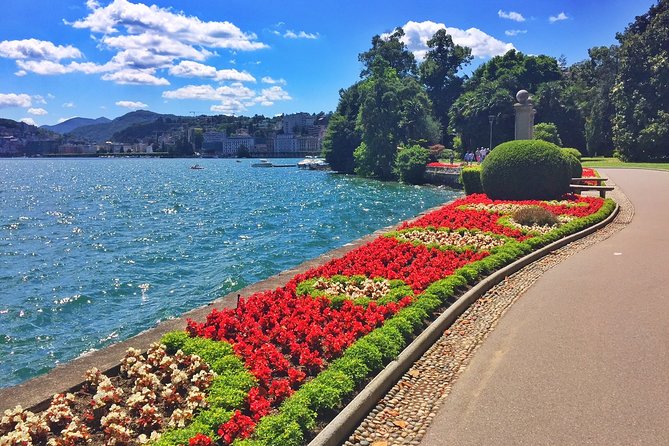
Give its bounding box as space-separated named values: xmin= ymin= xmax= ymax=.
xmin=189 ymin=433 xmax=213 ymax=446
xmin=218 ymin=411 xmax=255 ymax=445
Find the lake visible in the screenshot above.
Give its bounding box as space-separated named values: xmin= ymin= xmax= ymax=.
xmin=0 ymin=158 xmax=461 ymax=388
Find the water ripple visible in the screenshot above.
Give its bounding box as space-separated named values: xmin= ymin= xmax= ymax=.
xmin=0 ymin=158 xmax=460 ymax=387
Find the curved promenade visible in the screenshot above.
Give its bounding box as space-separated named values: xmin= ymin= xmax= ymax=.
xmin=420 ymin=169 xmax=669 ymax=445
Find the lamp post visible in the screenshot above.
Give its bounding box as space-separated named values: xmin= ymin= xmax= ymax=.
xmin=488 ymin=114 xmax=497 ymax=150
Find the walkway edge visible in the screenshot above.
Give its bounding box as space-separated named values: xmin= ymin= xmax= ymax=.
xmin=308 ymin=203 xmax=621 ymax=446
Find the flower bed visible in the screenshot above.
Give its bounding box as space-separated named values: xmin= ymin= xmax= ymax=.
xmin=1 ymin=191 xmax=616 ymax=446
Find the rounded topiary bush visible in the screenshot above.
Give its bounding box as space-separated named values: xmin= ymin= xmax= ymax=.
xmin=562 ymin=147 xmax=582 ymax=161
xmin=562 ymin=148 xmax=583 ymax=178
xmin=481 ymin=140 xmax=571 ymax=200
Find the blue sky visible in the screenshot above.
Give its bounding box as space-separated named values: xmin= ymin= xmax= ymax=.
xmin=0 ymin=0 xmax=657 ymax=126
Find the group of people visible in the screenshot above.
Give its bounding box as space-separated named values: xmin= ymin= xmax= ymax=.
xmin=463 ymin=147 xmax=490 ymax=164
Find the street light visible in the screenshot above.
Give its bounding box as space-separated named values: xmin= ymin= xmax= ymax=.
xmin=488 ymin=114 xmax=497 ymax=150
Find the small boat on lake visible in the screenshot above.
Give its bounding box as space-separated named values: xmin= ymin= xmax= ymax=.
xmin=190 ymin=164 xmax=205 ymax=170
xmin=251 ymin=159 xmax=273 ymax=167
xmin=298 ymin=156 xmax=330 ymax=170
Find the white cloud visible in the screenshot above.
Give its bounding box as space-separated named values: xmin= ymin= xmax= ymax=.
xmin=20 ymin=117 xmax=37 ymax=126
xmin=162 ymin=83 xmax=255 ymax=101
xmin=70 ymin=0 xmax=267 ymax=51
xmin=101 ymin=69 xmax=169 ymax=85
xmin=15 ymin=59 xmax=110 ymax=75
xmin=505 ymin=30 xmax=527 ymax=37
xmin=33 ymin=95 xmax=47 ymax=105
xmin=28 ymin=107 xmax=48 ymax=115
xmin=394 ymin=20 xmax=514 ymax=60
xmin=261 ymin=76 xmax=286 ymax=85
xmin=168 ymin=60 xmax=256 ymax=82
xmin=283 ymin=30 xmax=319 ymax=39
xmin=0 ymin=38 xmax=82 ymax=60
xmin=164 ymin=82 xmax=291 ymax=113
xmin=549 ymin=12 xmax=569 ymax=23
xmin=58 ymin=116 xmax=77 ymax=123
xmin=210 ymin=99 xmax=246 ymax=115
xmin=63 ymin=102 xmax=75 ymax=108
xmin=498 ymin=10 xmax=525 ymax=22
xmin=116 ymin=100 xmax=148 ymax=109
xmin=0 ymin=93 xmax=32 ymax=108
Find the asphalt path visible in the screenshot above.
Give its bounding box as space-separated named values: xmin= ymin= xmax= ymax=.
xmin=420 ymin=169 xmax=669 ymax=446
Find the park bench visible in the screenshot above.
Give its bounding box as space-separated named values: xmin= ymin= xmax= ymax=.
xmin=569 ymin=177 xmax=614 ymax=197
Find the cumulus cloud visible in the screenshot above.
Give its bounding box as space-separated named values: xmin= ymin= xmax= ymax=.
xmin=20 ymin=117 xmax=37 ymax=126
xmin=0 ymin=38 xmax=82 ymax=60
xmin=162 ymin=83 xmax=255 ymax=101
xmin=63 ymin=102 xmax=75 ymax=108
xmin=70 ymin=0 xmax=267 ymax=50
xmin=549 ymin=12 xmax=569 ymax=23
xmin=163 ymin=82 xmax=291 ymax=114
xmin=283 ymin=30 xmax=319 ymax=39
xmin=101 ymin=69 xmax=169 ymax=85
xmin=261 ymin=76 xmax=286 ymax=85
xmin=505 ymin=30 xmax=527 ymax=37
xmin=15 ymin=59 xmax=110 ymax=76
xmin=498 ymin=10 xmax=525 ymax=22
xmin=168 ymin=61 xmax=256 ymax=82
xmin=393 ymin=20 xmax=514 ymax=60
xmin=116 ymin=100 xmax=148 ymax=109
xmin=28 ymin=107 xmax=48 ymax=115
xmin=0 ymin=93 xmax=32 ymax=108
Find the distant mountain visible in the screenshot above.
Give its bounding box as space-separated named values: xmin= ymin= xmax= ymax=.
xmin=41 ymin=117 xmax=110 ymax=135
xmin=66 ymin=110 xmax=169 ymax=142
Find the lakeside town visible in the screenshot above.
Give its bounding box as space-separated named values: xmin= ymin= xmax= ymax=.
xmin=0 ymin=111 xmax=328 ymax=158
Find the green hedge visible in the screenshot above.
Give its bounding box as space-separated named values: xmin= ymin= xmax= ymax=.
xmin=460 ymin=165 xmax=483 ymax=195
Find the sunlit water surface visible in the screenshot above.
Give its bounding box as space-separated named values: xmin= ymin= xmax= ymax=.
xmin=0 ymin=158 xmax=461 ymax=387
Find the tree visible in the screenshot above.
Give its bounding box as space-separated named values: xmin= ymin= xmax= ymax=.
xmin=321 ymin=83 xmax=363 ymax=173
xmin=612 ymin=0 xmax=669 ymax=160
xmin=192 ymin=128 xmax=204 ymax=153
xmin=534 ymin=81 xmax=586 ymax=151
xmin=355 ymin=66 xmax=440 ymax=180
xmin=533 ymin=122 xmax=562 ymax=146
xmin=449 ymin=51 xmax=563 ymax=151
xmin=419 ymin=29 xmax=472 ymax=146
xmin=358 ymin=28 xmax=417 ymax=79
xmin=394 ymin=144 xmax=430 ymax=184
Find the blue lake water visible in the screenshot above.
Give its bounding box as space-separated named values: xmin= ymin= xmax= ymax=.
xmin=0 ymin=158 xmax=461 ymax=388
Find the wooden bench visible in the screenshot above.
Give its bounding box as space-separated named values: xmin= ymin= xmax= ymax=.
xmin=571 ymin=177 xmax=608 ymax=184
xmin=569 ymin=184 xmax=614 ymax=198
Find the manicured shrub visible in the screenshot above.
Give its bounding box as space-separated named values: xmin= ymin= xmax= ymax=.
xmin=533 ymin=122 xmax=562 ymax=146
xmin=512 ymin=206 xmax=559 ymax=227
xmin=460 ymin=165 xmax=483 ymax=195
xmin=394 ymin=144 xmax=430 ymax=185
xmin=562 ymin=148 xmax=583 ymax=178
xmin=480 ymin=140 xmax=571 ymax=200
xmin=562 ymin=147 xmax=582 ymax=161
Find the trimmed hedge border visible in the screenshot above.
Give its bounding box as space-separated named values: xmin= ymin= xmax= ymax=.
xmin=154 ymin=198 xmax=616 ymax=446
xmin=307 ymin=199 xmax=618 ymax=446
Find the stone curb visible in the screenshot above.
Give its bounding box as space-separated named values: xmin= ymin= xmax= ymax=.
xmin=308 ymin=203 xmax=621 ymax=446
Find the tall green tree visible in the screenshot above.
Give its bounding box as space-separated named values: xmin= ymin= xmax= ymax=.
xmin=612 ymin=0 xmax=669 ymax=160
xmin=449 ymin=51 xmax=563 ymax=151
xmin=534 ymin=81 xmax=586 ymax=151
xmin=358 ymin=28 xmax=417 ymax=79
xmin=321 ymin=83 xmax=363 ymax=173
xmin=419 ymin=29 xmax=472 ymax=147
xmin=355 ymin=66 xmax=439 ymax=180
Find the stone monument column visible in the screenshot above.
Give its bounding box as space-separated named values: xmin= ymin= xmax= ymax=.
xmin=514 ymin=89 xmax=536 ymax=140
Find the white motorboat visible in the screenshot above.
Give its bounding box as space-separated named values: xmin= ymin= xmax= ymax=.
xmin=251 ymin=159 xmax=273 ymax=167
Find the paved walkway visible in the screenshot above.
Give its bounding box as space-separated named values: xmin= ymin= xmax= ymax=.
xmin=420 ymin=169 xmax=669 ymax=445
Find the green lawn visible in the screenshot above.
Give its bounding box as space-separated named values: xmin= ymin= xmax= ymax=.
xmin=582 ymin=157 xmax=669 ymax=172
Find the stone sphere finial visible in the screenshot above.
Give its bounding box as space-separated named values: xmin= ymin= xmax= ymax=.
xmin=516 ymin=89 xmax=530 ymax=104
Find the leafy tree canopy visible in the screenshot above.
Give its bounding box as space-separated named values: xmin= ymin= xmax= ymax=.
xmin=358 ymin=28 xmax=417 ymax=79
